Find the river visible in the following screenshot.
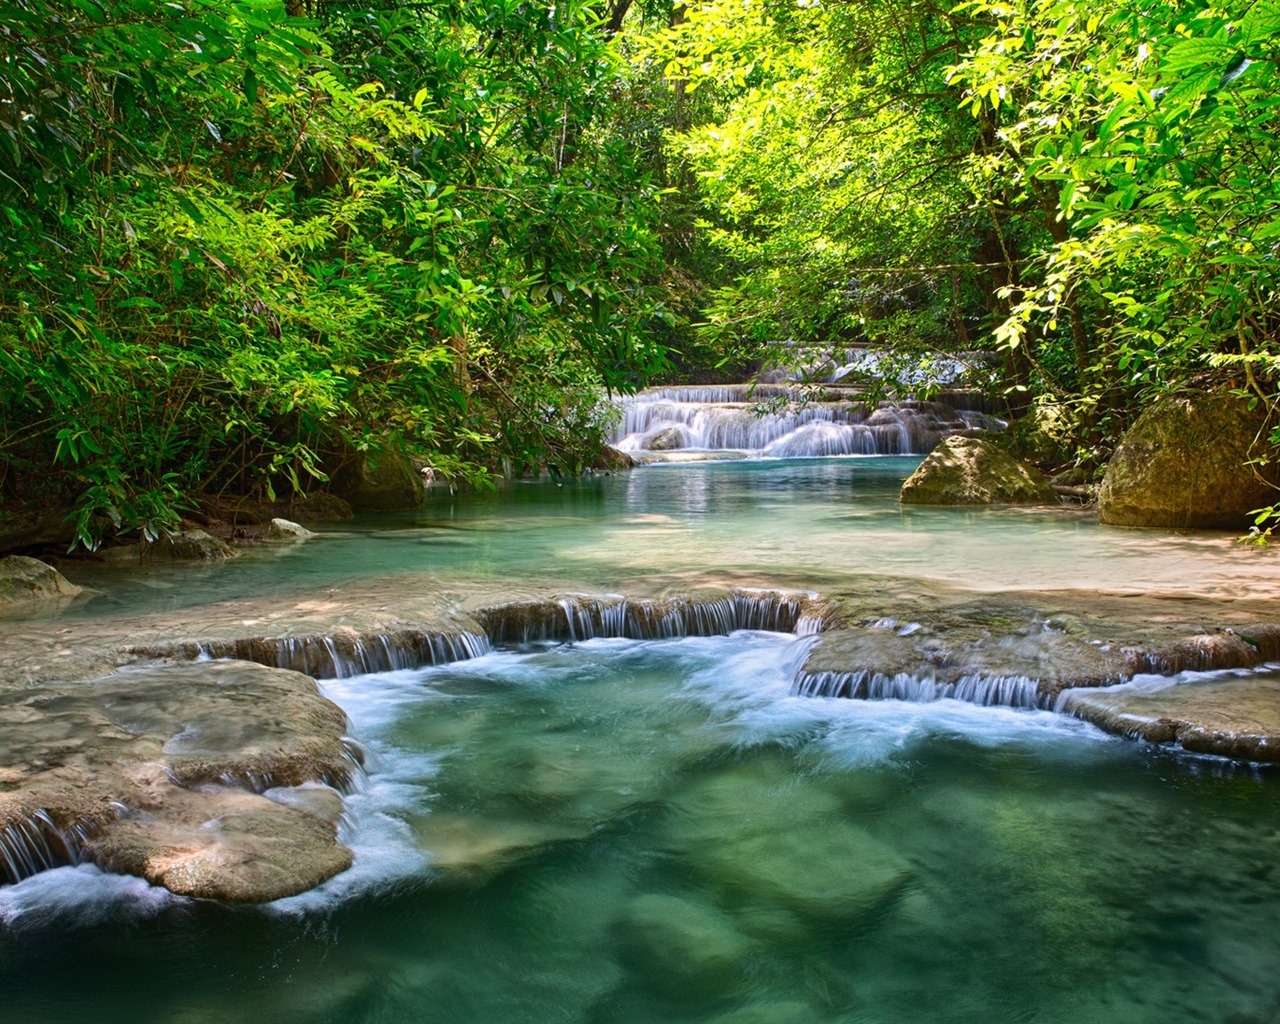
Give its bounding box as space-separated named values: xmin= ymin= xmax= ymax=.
xmin=3 ymin=456 xmax=1279 ymax=1023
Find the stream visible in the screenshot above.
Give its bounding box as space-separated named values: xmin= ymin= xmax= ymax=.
xmin=4 ymin=454 xmax=1280 ymax=1023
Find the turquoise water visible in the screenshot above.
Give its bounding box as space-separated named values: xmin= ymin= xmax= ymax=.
xmin=6 ymin=457 xmax=1280 ymax=1022
xmin=70 ymin=458 xmax=1280 ymax=617
xmin=2 ymin=632 xmax=1278 ymax=1023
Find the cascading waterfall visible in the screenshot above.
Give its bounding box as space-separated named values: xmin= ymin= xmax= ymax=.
xmin=0 ymin=810 xmax=94 ymax=886
xmin=791 ymin=669 xmax=1048 ymax=709
xmin=479 ymin=591 xmax=820 ymax=645
xmin=178 ymin=629 xmax=494 ymax=679
xmin=613 ymin=385 xmax=1004 ymax=458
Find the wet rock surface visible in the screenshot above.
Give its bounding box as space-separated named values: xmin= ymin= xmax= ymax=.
xmin=0 ymin=660 xmax=355 ymax=901
xmin=1058 ymin=671 xmax=1280 ymax=761
xmin=806 ymin=587 xmax=1280 ymax=705
xmin=899 ymin=435 xmax=1057 ymax=506
xmin=1099 ymin=390 xmax=1279 ymax=529
xmin=0 ymin=568 xmax=1278 ymax=902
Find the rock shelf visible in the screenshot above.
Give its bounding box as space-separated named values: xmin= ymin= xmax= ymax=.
xmin=0 ymin=571 xmax=1277 ymax=900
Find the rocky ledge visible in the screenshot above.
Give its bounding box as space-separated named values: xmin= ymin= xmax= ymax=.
xmin=0 ymin=660 xmax=356 ymax=902
xmin=1058 ymin=671 xmax=1280 ymax=761
xmin=1 ymin=571 xmax=1279 ymax=902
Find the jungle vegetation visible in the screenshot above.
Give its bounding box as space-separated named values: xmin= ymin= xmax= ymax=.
xmin=2 ymin=0 xmax=1279 ymax=546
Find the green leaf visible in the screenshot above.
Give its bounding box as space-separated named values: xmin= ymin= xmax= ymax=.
xmin=1163 ymin=37 xmax=1231 ymax=72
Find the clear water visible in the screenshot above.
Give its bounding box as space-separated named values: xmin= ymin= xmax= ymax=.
xmin=3 ymin=632 xmax=1279 ymax=1023
xmin=68 ymin=458 xmax=1280 ymax=618
xmin=8 ymin=457 xmax=1280 ymax=1022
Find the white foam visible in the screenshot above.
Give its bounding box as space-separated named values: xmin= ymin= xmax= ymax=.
xmin=0 ymin=864 xmax=183 ymax=929
xmin=676 ymin=632 xmax=1117 ymax=767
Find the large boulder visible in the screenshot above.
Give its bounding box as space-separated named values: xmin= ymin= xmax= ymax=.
xmin=0 ymin=555 xmax=84 ymax=610
xmin=0 ymin=510 xmax=77 ymax=554
xmin=900 ymin=435 xmax=1057 ymax=505
xmin=331 ymin=450 xmax=425 ymax=511
xmin=644 ymin=426 xmax=688 ymax=451
xmin=1099 ymin=391 xmax=1278 ymax=529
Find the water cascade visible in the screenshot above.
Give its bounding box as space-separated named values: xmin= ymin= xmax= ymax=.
xmin=792 ymin=669 xmax=1048 ymax=708
xmin=0 ymin=810 xmax=92 ymax=886
xmin=142 ymin=629 xmax=494 ymax=679
xmin=613 ymin=385 xmax=1003 ymax=458
xmin=478 ymin=590 xmax=822 ymax=645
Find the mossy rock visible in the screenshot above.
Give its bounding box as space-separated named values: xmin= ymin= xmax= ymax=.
xmin=0 ymin=555 xmax=83 ymax=608
xmin=155 ymin=529 xmax=236 ymax=560
xmin=900 ymin=436 xmax=1057 ymax=506
xmin=1099 ymin=391 xmax=1278 ymax=529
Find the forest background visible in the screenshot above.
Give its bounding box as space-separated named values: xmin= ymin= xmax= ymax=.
xmin=3 ymin=0 xmax=1279 ymax=548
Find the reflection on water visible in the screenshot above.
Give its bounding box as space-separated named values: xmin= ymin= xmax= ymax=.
xmin=61 ymin=458 xmax=1280 ymax=618
xmin=2 ymin=633 xmax=1279 ymax=1024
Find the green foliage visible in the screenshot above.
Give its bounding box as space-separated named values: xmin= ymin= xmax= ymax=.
xmin=641 ymin=0 xmax=1000 ymax=384
xmin=951 ymin=0 xmax=1280 ymax=500
xmin=0 ymin=0 xmax=670 ymax=548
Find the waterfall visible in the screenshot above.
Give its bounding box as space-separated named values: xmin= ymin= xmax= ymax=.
xmin=613 ymin=386 xmax=1004 ymax=458
xmin=0 ymin=809 xmax=93 ymax=886
xmin=791 ymin=669 xmax=1048 ymax=709
xmin=160 ymin=629 xmax=494 ymax=681
xmin=479 ymin=590 xmax=821 ymax=645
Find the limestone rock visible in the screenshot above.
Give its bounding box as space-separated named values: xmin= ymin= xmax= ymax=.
xmin=596 ymin=444 xmax=637 ymax=470
xmin=265 ymin=518 xmax=316 ymax=542
xmin=331 ymin=451 xmax=425 ymax=511
xmin=90 ymin=780 xmax=353 ymax=902
xmin=289 ymin=493 xmax=355 ymax=522
xmin=0 ymin=660 xmax=355 ymax=901
xmin=1058 ymin=671 xmax=1280 ymax=761
xmin=1099 ymin=391 xmax=1278 ymax=529
xmin=645 ymin=426 xmax=687 ymax=451
xmin=0 ymin=555 xmax=83 ymax=609
xmin=900 ymin=435 xmax=1057 ymax=505
xmin=154 ymin=529 xmax=235 ymax=560
xmin=0 ymin=511 xmax=76 ymax=555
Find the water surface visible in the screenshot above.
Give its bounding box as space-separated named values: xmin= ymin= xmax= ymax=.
xmin=8 ymin=458 xmax=1280 ymax=1023
xmin=2 ymin=632 xmax=1277 ymax=1023
xmin=67 ymin=458 xmax=1280 ymax=618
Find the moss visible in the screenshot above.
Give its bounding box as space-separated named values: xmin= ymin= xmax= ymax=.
xmin=1099 ymin=391 xmax=1279 ymax=529
xmin=900 ymin=436 xmax=1058 ymax=505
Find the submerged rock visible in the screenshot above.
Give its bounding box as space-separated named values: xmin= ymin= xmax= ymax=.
xmin=0 ymin=660 xmax=355 ymax=901
xmin=668 ymin=761 xmax=911 ymax=923
xmin=899 ymin=435 xmax=1057 ymax=506
xmin=1099 ymin=391 xmax=1279 ymax=529
xmin=0 ymin=555 xmax=84 ymax=610
xmin=1058 ymin=671 xmax=1280 ymax=761
xmin=618 ymin=893 xmax=753 ymax=998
